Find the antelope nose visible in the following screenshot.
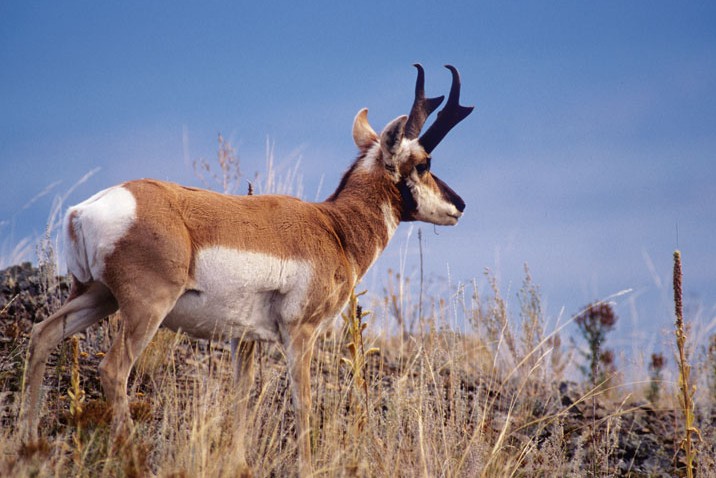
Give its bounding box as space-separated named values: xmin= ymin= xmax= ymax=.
xmin=454 ymin=195 xmax=466 ymax=213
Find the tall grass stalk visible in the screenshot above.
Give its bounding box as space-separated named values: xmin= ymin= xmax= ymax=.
xmin=673 ymin=250 xmax=700 ymax=477
xmin=341 ymin=290 xmax=378 ymax=434
xmin=68 ymin=336 xmax=85 ymax=472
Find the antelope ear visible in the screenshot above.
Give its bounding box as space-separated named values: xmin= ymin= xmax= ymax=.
xmin=380 ymin=115 xmax=408 ymax=161
xmin=352 ymin=108 xmax=378 ymax=152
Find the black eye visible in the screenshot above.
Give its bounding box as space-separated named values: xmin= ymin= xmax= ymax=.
xmin=415 ymin=162 xmax=429 ymax=175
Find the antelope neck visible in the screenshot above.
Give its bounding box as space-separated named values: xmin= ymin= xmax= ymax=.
xmin=320 ymin=174 xmax=402 ymax=279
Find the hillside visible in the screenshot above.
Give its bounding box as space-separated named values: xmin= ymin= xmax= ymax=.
xmin=1 ymin=262 xmax=714 ymax=477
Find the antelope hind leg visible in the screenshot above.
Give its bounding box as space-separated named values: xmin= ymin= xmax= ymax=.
xmin=19 ymin=281 xmax=117 ymax=442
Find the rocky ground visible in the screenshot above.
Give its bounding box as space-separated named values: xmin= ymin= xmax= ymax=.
xmin=1 ymin=263 xmax=714 ymax=477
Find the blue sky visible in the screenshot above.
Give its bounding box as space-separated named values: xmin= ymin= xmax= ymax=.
xmin=1 ymin=2 xmax=715 ymax=360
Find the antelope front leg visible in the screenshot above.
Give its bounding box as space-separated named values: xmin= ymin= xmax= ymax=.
xmin=282 ymin=323 xmax=317 ymax=477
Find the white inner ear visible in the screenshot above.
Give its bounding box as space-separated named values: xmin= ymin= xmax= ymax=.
xmin=379 ymin=115 xmax=408 ymax=164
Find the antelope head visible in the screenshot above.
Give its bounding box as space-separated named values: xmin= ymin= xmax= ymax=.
xmin=352 ymin=64 xmax=473 ymax=226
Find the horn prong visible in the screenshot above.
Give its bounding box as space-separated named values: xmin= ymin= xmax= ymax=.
xmin=405 ymin=64 xmax=444 ymax=140
xmin=418 ymin=65 xmax=474 ymax=153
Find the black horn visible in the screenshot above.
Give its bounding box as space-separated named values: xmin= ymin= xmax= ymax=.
xmin=404 ymin=64 xmax=445 ymax=140
xmin=418 ymin=65 xmax=474 ymax=153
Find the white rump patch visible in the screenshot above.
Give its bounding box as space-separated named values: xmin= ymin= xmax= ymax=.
xmin=64 ymin=186 xmax=137 ymax=282
xmin=164 ymin=247 xmax=313 ymax=342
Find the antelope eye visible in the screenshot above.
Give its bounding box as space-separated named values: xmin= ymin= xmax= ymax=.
xmin=415 ymin=162 xmax=429 ymax=175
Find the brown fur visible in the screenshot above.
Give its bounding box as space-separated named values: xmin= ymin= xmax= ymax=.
xmin=106 ymin=164 xmax=401 ymax=324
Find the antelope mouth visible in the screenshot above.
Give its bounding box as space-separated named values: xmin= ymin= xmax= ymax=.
xmin=445 ymin=212 xmax=462 ymax=225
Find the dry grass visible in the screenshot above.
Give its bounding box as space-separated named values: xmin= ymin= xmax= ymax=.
xmin=3 ymin=262 xmax=715 ymax=477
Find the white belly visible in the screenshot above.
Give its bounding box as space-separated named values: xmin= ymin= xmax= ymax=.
xmin=163 ymin=247 xmax=312 ymax=342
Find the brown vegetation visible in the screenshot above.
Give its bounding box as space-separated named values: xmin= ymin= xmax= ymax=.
xmin=2 ymin=261 xmax=715 ymax=477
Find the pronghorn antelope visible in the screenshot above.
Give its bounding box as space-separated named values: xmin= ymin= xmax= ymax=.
xmin=19 ymin=64 xmax=473 ymax=475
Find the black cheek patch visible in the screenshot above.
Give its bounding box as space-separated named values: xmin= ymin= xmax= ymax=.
xmin=398 ymin=180 xmax=418 ymax=222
